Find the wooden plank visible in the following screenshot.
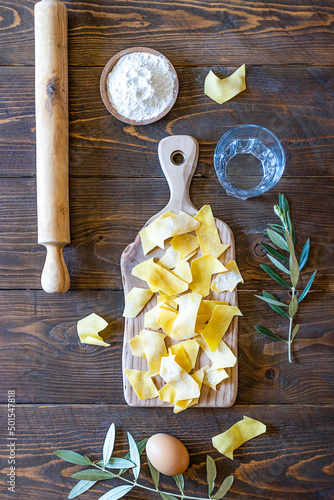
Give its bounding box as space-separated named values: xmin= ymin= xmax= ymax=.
xmin=0 ymin=403 xmax=332 ymax=499
xmin=0 ymin=1 xmax=334 ymax=66
xmin=0 ymin=290 xmax=332 ymax=405
xmin=0 ymin=65 xmax=333 ymax=178
xmin=0 ymin=176 xmax=332 ymax=290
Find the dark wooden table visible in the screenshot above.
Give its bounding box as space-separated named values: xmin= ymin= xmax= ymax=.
xmin=0 ymin=1 xmax=333 ymax=499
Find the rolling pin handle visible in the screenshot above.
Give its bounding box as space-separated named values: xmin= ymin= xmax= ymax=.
xmin=41 ymin=243 xmax=70 ymax=293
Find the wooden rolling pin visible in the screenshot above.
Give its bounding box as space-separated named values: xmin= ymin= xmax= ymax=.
xmin=34 ymin=0 xmax=70 ymax=293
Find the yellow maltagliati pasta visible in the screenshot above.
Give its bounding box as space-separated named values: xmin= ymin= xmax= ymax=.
xmin=170 ymin=233 xmax=199 ymax=259
xmin=145 ymin=211 xmax=200 ymax=249
xmin=211 ymin=260 xmax=244 ymax=293
xmin=199 ymin=304 xmax=242 ymax=351
xmin=172 ymin=292 xmax=202 ymax=340
xmin=160 ymin=355 xmax=201 ymax=401
xmin=212 ymin=416 xmax=266 ymax=459
xmin=140 ymin=329 xmax=167 ymax=376
xmin=125 ymin=369 xmax=159 ymax=400
xmin=204 ymin=64 xmax=246 ymax=105
xmin=77 ymin=313 xmax=109 ymax=347
xmin=195 ymin=205 xmax=229 ymax=258
xmin=123 ymin=287 xmax=154 ymax=318
xmin=132 ymin=258 xmax=188 ymax=296
xmin=190 ymin=254 xmax=227 ymax=297
xmin=124 ymin=205 xmax=244 ymax=412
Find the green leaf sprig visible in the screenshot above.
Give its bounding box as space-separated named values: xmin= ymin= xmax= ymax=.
xmin=254 ymin=193 xmax=317 ymax=363
xmin=54 ymin=424 xmax=233 ymax=500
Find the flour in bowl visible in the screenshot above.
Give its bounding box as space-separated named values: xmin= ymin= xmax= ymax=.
xmin=106 ymin=51 xmax=175 ymax=122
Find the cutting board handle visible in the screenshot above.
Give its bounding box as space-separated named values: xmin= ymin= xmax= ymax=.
xmin=158 ymin=135 xmax=199 ymax=215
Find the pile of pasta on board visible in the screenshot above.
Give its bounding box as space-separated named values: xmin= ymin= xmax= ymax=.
xmin=123 ymin=205 xmax=243 ymax=413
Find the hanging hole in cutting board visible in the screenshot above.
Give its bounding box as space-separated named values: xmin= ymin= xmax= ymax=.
xmin=171 ymin=151 xmax=185 ymax=166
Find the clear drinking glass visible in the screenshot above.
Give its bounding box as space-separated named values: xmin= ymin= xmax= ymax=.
xmin=213 ymin=124 xmax=286 ymax=200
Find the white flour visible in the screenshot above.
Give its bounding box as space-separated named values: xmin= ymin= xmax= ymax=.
xmin=106 ymin=52 xmax=175 ymax=122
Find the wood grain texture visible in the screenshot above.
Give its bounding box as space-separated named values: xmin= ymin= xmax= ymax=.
xmin=0 ymin=176 xmax=332 ymax=290
xmin=0 ymin=0 xmax=334 ymax=66
xmin=0 ymin=290 xmax=332 ymax=405
xmin=121 ymin=135 xmax=238 ymax=408
xmin=0 ymin=404 xmax=333 ymax=499
xmin=0 ymin=65 xmax=333 ymax=178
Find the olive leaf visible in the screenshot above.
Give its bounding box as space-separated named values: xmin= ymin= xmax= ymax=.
xmin=54 ymin=450 xmax=91 ymax=466
xmin=98 ymin=485 xmax=133 ymax=500
xmin=267 ymin=229 xmax=289 ymax=252
xmin=254 ymin=326 xmax=286 ymax=342
xmin=160 ymin=493 xmax=178 ymax=500
xmin=72 ymin=469 xmax=116 ymax=481
xmin=127 ymin=432 xmax=141 ymax=480
xmin=96 ymin=458 xmax=135 ymax=470
xmin=255 ymin=294 xmax=288 ymax=308
xmin=212 ymin=475 xmax=234 ymax=499
xmin=279 ymin=193 xmax=290 ymax=216
xmin=291 ymin=324 xmax=300 ymax=341
xmin=298 ymin=270 xmax=317 ymax=303
xmin=299 ymin=239 xmax=310 ymax=271
xmin=267 ymin=254 xmax=290 ymax=274
xmin=119 ymin=438 xmax=148 ymax=475
xmin=173 ymin=474 xmax=184 ymax=495
xmin=147 ymin=457 xmax=160 ymax=490
xmin=286 ymin=211 xmax=296 ymax=244
xmin=260 ymin=264 xmax=291 ymax=289
xmin=267 ymin=223 xmax=285 ymax=234
xmin=259 ymin=242 xmax=289 ymax=262
xmin=206 ymin=455 xmax=217 ymax=496
xmin=289 ymin=295 xmax=298 ymax=318
xmin=103 ymin=423 xmax=116 ymax=468
xmin=68 ymin=480 xmax=97 ymax=499
xmin=262 ymin=292 xmax=290 ymax=318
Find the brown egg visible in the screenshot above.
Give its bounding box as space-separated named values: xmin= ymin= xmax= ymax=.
xmin=146 ymin=433 xmax=189 ymax=476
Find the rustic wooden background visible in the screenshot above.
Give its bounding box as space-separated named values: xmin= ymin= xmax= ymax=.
xmin=0 ymin=0 xmax=333 ymax=499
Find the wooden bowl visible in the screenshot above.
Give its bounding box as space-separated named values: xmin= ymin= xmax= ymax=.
xmin=100 ymin=47 xmax=179 ymax=126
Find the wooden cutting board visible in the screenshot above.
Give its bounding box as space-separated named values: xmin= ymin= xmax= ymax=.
xmin=121 ymin=135 xmax=239 ymax=408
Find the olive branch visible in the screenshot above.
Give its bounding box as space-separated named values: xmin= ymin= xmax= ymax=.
xmin=254 ymin=193 xmax=317 ymax=362
xmin=54 ymin=423 xmax=233 ymax=500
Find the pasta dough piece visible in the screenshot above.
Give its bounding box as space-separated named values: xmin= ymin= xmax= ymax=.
xmin=140 ymin=329 xmax=167 ymax=376
xmin=125 ymin=369 xmax=158 ymax=400
xmin=196 ymin=336 xmax=237 ymax=369
xmin=199 ymin=304 xmax=242 ymax=352
xmin=170 ymin=234 xmax=199 ymax=259
xmin=158 ymin=307 xmax=178 ymax=337
xmin=204 ymin=64 xmax=246 ymax=105
xmin=77 ymin=313 xmax=109 ymax=347
xmin=160 ymin=355 xmax=200 ymax=400
xmin=174 ymin=370 xmax=205 ymax=413
xmin=132 ymin=258 xmax=188 ymax=296
xmin=83 ymin=336 xmax=110 ymax=347
xmin=168 ymin=344 xmax=193 ymax=373
xmin=172 ymin=261 xmax=192 ymax=284
xmin=170 ymin=339 xmax=200 ymax=370
xmin=172 ymin=292 xmax=202 ymax=340
xmin=211 ymin=260 xmax=244 ymax=293
xmin=123 ymin=287 xmax=154 ymax=318
xmin=146 ymin=211 xmax=200 ymax=249
xmin=195 ymin=205 xmax=229 ymax=259
xmin=212 ymin=416 xmax=266 ymax=459
xmin=158 ymin=246 xmax=181 ymax=270
xmin=190 ymin=255 xmax=227 ymax=297
xmin=201 ymin=366 xmax=229 ymax=390
xmin=144 ymin=305 xmax=162 ymax=330
xmin=140 ymin=211 xmax=174 ymax=254
xmin=157 ymin=294 xmax=178 ymax=310
xmin=129 ymin=335 xmax=146 ymax=357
